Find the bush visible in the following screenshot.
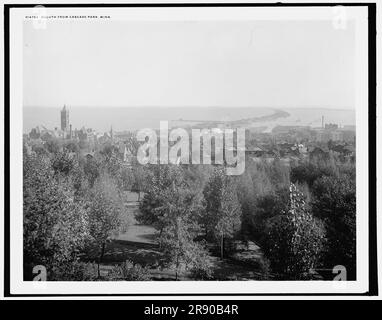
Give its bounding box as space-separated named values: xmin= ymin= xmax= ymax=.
xmin=187 ymin=241 xmax=213 ymax=280
xmin=108 ymin=260 xmax=151 ymax=281
xmin=189 ymin=264 xmax=213 ymax=280
xmin=50 ymin=261 xmax=99 ymax=281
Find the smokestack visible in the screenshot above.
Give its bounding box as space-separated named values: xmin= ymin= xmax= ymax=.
xmin=322 ymin=116 xmax=324 ymax=129
xmin=70 ymin=124 xmax=72 ymax=139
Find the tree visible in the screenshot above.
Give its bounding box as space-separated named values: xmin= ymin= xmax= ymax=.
xmin=23 ymin=154 xmax=88 ymax=279
xmin=44 ymin=138 xmax=61 ymax=154
xmin=32 ymin=143 xmax=49 ymax=156
xmin=85 ymin=174 xmax=126 ymax=278
xmin=117 ymin=164 xmax=148 ymax=198
xmin=290 ymin=162 xmax=335 ymax=188
xmin=100 ymin=142 xmax=118 ymax=161
xmin=250 ymin=187 xmax=289 ymax=245
xmin=51 ymin=151 xmax=76 ymax=176
xmin=203 ymin=167 xmax=242 ymax=259
xmin=236 ymin=159 xmax=290 ymax=244
xmin=137 ymin=165 xmax=185 ymax=229
xmin=83 ymin=156 xmax=100 ymax=187
xmin=156 ymin=183 xmax=211 ymax=280
xmin=262 ymin=184 xmax=326 ymax=279
xmin=131 ymin=165 xmax=149 ymax=200
xmin=236 ymin=169 xmax=257 ymax=240
xmin=64 ymin=140 xmax=80 ymax=153
xmin=51 ymin=151 xmax=88 ymax=198
xmin=311 ymin=175 xmax=356 ymax=279
xmin=138 ymin=165 xmax=211 ymax=279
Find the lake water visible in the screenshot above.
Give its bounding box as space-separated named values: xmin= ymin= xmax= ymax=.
xmin=23 ymin=106 xmax=355 ymax=133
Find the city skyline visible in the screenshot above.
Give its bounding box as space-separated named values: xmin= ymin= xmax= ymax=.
xmin=23 ymin=105 xmax=356 ymax=133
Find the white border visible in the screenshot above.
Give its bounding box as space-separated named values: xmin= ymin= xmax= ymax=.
xmin=8 ymin=5 xmax=370 ymax=296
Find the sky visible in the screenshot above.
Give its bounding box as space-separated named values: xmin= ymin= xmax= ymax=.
xmin=23 ymin=20 xmax=355 ymax=109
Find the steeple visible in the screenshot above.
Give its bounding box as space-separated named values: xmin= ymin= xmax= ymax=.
xmin=61 ymin=105 xmax=69 ymax=131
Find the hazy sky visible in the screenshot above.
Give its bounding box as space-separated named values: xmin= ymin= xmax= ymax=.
xmin=23 ymin=20 xmax=355 ymax=109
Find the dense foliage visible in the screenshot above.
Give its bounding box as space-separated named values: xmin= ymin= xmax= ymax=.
xmin=312 ymin=175 xmax=356 ymax=279
xmin=23 ymin=135 xmax=356 ymax=281
xmin=262 ymin=184 xmax=326 ymax=279
xmin=23 ymin=154 xmax=89 ymax=279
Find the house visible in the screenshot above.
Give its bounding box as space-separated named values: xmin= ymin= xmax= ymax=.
xmin=245 ymin=146 xmax=264 ymax=157
xmin=29 ymin=126 xmax=41 ymax=139
xmin=84 ymin=153 xmax=95 ymax=160
xmin=309 ymin=147 xmax=329 ymax=160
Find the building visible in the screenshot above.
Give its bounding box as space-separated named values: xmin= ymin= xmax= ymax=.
xmin=61 ymin=105 xmax=69 ymax=131
xmin=309 ymin=146 xmax=330 ymax=160
xmin=29 ymin=125 xmax=65 ymax=140
xmin=325 ymin=123 xmax=338 ymax=130
xmin=245 ymin=146 xmax=264 ymax=157
xmin=29 ymin=126 xmax=41 ymax=139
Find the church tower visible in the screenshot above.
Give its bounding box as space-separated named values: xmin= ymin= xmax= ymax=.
xmin=61 ymin=105 xmax=69 ymax=131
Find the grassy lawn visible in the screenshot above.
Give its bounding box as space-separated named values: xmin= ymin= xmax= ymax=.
xmin=94 ymin=198 xmax=269 ymax=280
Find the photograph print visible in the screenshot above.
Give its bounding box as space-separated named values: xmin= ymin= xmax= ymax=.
xmin=5 ymin=3 xmax=375 ymax=296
